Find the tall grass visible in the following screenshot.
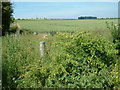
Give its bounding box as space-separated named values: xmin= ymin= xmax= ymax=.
xmin=0 ymin=37 xmax=2 ymax=89
xmin=2 ymin=34 xmax=51 ymax=88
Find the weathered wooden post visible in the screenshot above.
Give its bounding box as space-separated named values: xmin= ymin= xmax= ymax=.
xmin=40 ymin=42 xmax=46 ymax=57
xmin=16 ymin=23 xmax=20 ymax=35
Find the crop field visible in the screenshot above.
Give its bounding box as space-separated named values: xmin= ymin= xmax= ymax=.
xmin=16 ymin=19 xmax=117 ymax=33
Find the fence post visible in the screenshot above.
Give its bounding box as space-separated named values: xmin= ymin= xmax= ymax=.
xmin=16 ymin=23 xmax=20 ymax=35
xmin=40 ymin=42 xmax=46 ymax=57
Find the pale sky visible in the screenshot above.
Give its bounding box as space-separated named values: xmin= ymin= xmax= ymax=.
xmin=13 ymin=2 xmax=118 ymax=19
xmin=11 ymin=0 xmax=119 ymax=2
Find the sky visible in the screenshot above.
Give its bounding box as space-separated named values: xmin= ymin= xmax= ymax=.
xmin=13 ymin=2 xmax=118 ymax=19
xmin=11 ymin=0 xmax=119 ymax=2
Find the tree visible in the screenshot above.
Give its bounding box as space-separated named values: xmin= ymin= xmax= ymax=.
xmin=2 ymin=1 xmax=14 ymax=36
xmin=78 ymin=16 xmax=97 ymax=19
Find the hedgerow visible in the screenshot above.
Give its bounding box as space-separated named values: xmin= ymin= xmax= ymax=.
xmin=39 ymin=32 xmax=118 ymax=88
xmin=2 ymin=31 xmax=118 ymax=88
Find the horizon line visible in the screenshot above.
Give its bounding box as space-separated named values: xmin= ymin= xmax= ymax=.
xmin=14 ymin=17 xmax=118 ymax=19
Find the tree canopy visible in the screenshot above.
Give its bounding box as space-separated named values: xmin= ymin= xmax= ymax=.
xmin=2 ymin=1 xmax=14 ymax=36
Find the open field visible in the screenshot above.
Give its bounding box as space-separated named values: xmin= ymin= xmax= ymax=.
xmin=16 ymin=19 xmax=118 ymax=33
xmin=3 ymin=19 xmax=119 ymax=88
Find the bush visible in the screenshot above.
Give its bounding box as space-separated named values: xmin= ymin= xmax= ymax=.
xmin=106 ymin=22 xmax=120 ymax=55
xmin=50 ymin=31 xmax=57 ymax=36
xmin=27 ymin=31 xmax=118 ymax=88
xmin=9 ymin=23 xmax=18 ymax=33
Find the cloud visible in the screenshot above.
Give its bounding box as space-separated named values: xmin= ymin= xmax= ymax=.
xmin=11 ymin=0 xmax=119 ymax=2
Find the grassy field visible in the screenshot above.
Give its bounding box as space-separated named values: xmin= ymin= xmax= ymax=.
xmin=3 ymin=19 xmax=119 ymax=88
xmin=16 ymin=19 xmax=118 ymax=33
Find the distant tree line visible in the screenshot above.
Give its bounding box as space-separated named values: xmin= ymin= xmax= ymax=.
xmin=78 ymin=16 xmax=97 ymax=19
xmin=16 ymin=18 xmax=76 ymax=20
xmin=99 ymin=17 xmax=118 ymax=19
xmin=78 ymin=16 xmax=118 ymax=20
xmin=16 ymin=17 xmax=118 ymax=20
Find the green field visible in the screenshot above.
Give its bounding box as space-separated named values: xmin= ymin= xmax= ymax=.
xmin=3 ymin=19 xmax=119 ymax=88
xmin=16 ymin=19 xmax=118 ymax=33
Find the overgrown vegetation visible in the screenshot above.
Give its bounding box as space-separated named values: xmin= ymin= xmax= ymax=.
xmin=40 ymin=32 xmax=118 ymax=88
xmin=106 ymin=22 xmax=120 ymax=55
xmin=1 ymin=0 xmax=119 ymax=89
xmin=2 ymin=30 xmax=119 ymax=88
xmin=2 ymin=34 xmax=44 ymax=88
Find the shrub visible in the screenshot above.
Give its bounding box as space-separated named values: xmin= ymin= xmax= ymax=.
xmin=106 ymin=22 xmax=120 ymax=55
xmin=50 ymin=31 xmax=57 ymax=36
xmin=9 ymin=23 xmax=18 ymax=33
xmin=40 ymin=32 xmax=118 ymax=88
